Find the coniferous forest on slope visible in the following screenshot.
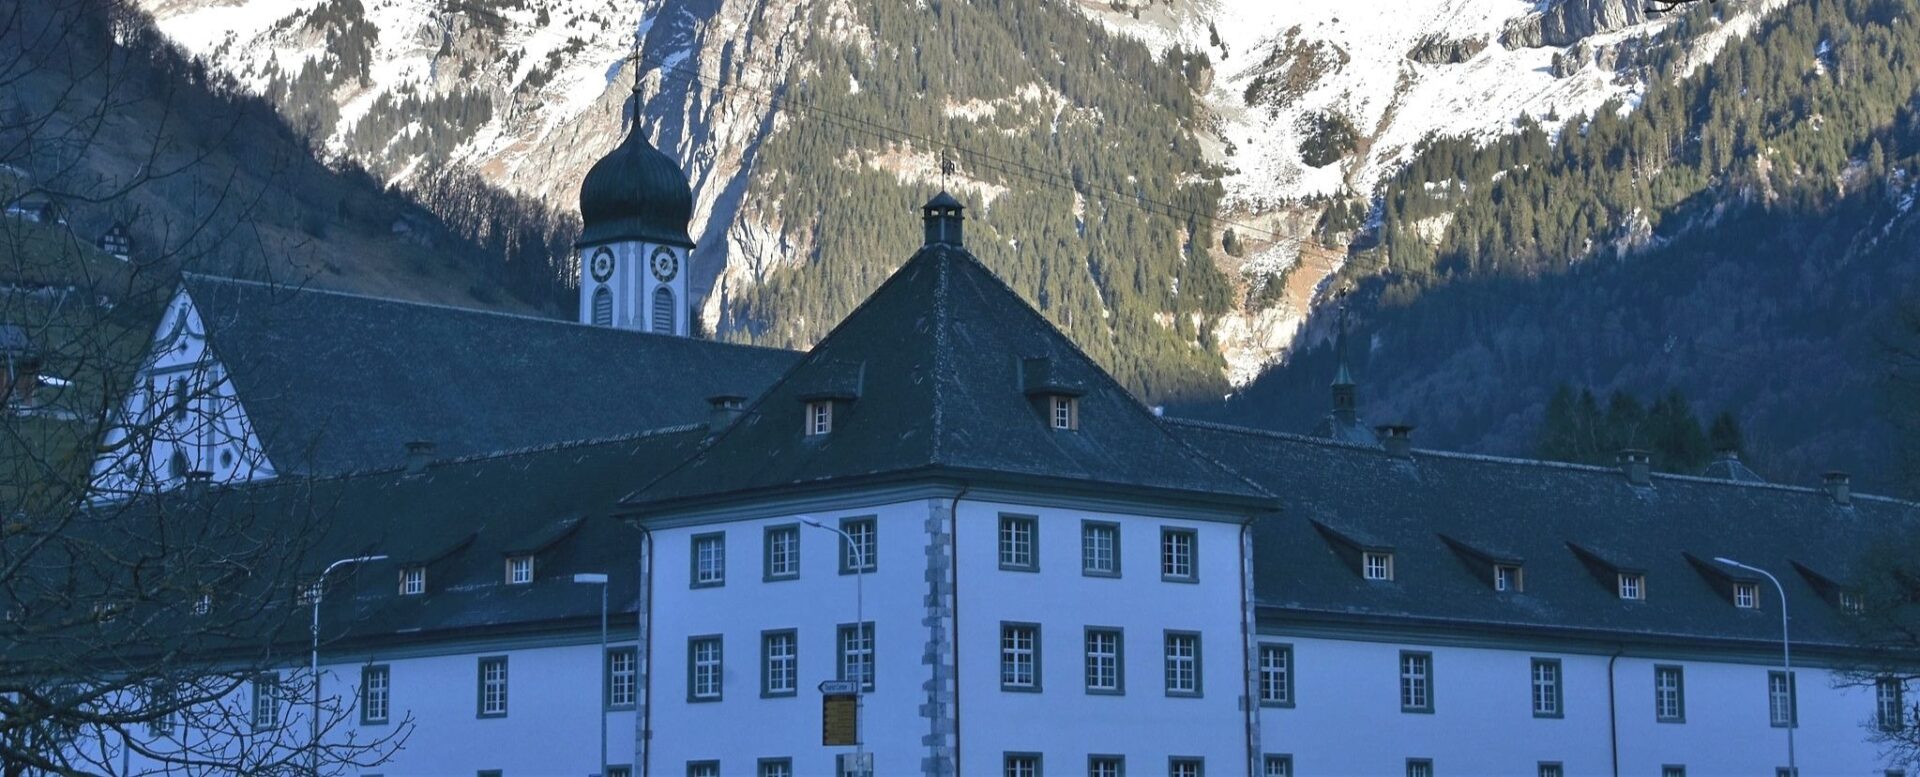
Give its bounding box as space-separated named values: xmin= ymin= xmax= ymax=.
xmin=716 ymin=0 xmax=1233 ymax=402
xmin=1199 ymin=0 xmax=1920 ymax=493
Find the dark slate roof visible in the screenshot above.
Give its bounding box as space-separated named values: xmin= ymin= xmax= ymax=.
xmin=179 ymin=274 xmax=798 ymax=475
xmin=249 ymin=429 xmax=700 ymax=646
xmin=1171 ymin=418 xmax=1920 ymax=651
xmin=576 ymin=120 xmax=694 ymax=247
xmin=624 ymin=239 xmax=1271 ymax=511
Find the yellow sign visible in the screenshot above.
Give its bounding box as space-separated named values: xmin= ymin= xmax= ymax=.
xmin=822 ymin=694 xmax=858 ymax=746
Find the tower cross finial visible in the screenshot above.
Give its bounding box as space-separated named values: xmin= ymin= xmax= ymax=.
xmin=628 ymin=29 xmax=644 ymax=125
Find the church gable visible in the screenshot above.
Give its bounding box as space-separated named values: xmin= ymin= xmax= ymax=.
xmin=89 ymin=286 xmax=274 ymax=498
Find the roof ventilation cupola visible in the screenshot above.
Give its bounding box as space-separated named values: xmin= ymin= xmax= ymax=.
xmin=1618 ymin=449 xmax=1652 ymax=487
xmin=1823 ymin=471 xmax=1852 ymax=506
xmin=923 ymin=191 xmax=965 ymax=247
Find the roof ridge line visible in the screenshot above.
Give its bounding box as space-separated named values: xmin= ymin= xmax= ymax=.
xmin=1166 ymin=417 xmax=1920 ymax=506
xmin=936 ymin=249 xmax=1270 ymax=498
xmin=179 ymin=273 xmax=797 ymax=357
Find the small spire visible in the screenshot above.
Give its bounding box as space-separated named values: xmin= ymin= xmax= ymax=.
xmin=628 ymin=30 xmax=644 ymax=126
xmin=1331 ymin=290 xmax=1357 ymax=424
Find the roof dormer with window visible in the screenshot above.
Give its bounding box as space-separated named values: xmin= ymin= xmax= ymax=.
xmin=1313 ymin=520 xmax=1397 ymax=583
xmin=1020 ymin=356 xmax=1087 ymax=432
xmin=1439 ymin=534 xmax=1525 ymax=593
xmin=1568 ymin=542 xmax=1646 ymax=602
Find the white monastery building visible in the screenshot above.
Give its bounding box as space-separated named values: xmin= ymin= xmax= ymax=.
xmin=68 ymin=110 xmax=1920 ymax=777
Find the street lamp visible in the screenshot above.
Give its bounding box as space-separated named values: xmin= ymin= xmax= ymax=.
xmin=1714 ymin=556 xmax=1795 ymax=775
xmin=574 ymin=573 xmax=610 ymax=777
xmin=800 ymin=517 xmax=867 ymax=777
xmin=311 ymin=554 xmax=386 ymax=775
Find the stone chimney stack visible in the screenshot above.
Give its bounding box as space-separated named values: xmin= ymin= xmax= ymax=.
xmin=404 ymin=440 xmax=436 ymax=476
xmin=1823 ymin=471 xmax=1852 ymax=506
xmin=1376 ymin=424 xmax=1414 ymax=458
xmin=708 ymin=394 xmax=748 ymax=433
xmin=1618 ymin=449 xmax=1652 ymax=486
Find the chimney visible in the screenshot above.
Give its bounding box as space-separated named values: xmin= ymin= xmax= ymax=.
xmin=922 ymin=191 xmax=965 ymax=247
xmin=1823 ymin=471 xmax=1852 ymax=506
xmin=404 ymin=440 xmax=435 ymax=476
xmin=1376 ymin=424 xmax=1414 ymax=458
xmin=707 ymin=394 xmax=747 ymax=432
xmin=183 ymin=470 xmax=212 ymax=501
xmin=1618 ymin=449 xmax=1652 ymax=486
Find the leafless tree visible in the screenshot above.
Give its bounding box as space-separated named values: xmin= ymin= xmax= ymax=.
xmin=0 ymin=0 xmax=409 ymax=773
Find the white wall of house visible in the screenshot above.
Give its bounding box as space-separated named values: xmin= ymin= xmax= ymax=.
xmin=642 ymin=492 xmax=1254 ymax=777
xmin=1258 ymin=632 xmax=1897 ymax=776
xmin=954 ymin=498 xmax=1250 ymax=775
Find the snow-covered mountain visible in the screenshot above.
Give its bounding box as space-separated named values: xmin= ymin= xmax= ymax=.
xmin=133 ymin=0 xmax=1783 ymax=387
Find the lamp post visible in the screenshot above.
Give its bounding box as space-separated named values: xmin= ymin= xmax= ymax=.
xmin=311 ymin=554 xmax=386 ymax=776
xmin=1714 ymin=556 xmax=1794 ymax=775
xmin=574 ymin=573 xmax=610 ymax=777
xmin=800 ymin=517 xmax=867 ymax=777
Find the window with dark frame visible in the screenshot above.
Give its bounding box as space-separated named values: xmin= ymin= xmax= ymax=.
xmin=1530 ymin=658 xmax=1561 ymax=717
xmin=763 ymin=630 xmax=798 ymax=697
xmin=1169 ymin=757 xmax=1204 ymax=777
xmin=1004 ymin=752 xmax=1041 ymax=777
xmin=839 ymin=622 xmax=875 ymax=692
xmin=1165 ymin=631 xmax=1201 ymax=696
xmin=1400 ymin=652 xmax=1432 ymax=712
xmin=1086 ymin=628 xmax=1122 ymax=693
xmin=607 ymin=647 xmax=637 ymax=708
xmin=764 ymin=525 xmax=800 ymax=580
xmin=691 ymin=532 xmax=725 ymax=587
xmin=506 ymin=555 xmax=532 ymax=585
xmin=841 ymin=517 xmax=877 ymax=574
xmin=1082 ymin=521 xmax=1119 ymax=576
xmin=1406 ymin=759 xmax=1433 ymax=777
xmin=1161 ymin=528 xmax=1196 ymax=582
xmin=999 ymin=515 xmax=1038 ymax=571
xmin=1258 ymin=643 xmax=1292 ymax=706
xmin=361 ymin=665 xmax=390 ymax=724
xmin=1263 ymin=754 xmax=1293 ymax=777
xmin=251 ymin=673 xmax=279 ymax=730
xmin=1768 ymin=670 xmax=1797 ymax=728
xmin=1879 ymin=678 xmax=1906 ymax=731
xmin=689 ymin=636 xmax=722 ymax=701
xmin=477 ymin=657 xmax=508 ymax=717
xmin=1000 ymin=623 xmax=1039 ymax=691
xmin=1655 ymin=665 xmax=1685 ymax=722
xmin=1089 ymin=755 xmax=1124 ymax=777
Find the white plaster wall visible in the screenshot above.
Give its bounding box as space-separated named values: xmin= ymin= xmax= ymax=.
xmin=107 ymin=639 xmax=633 ymax=776
xmin=1259 ymin=634 xmax=1896 ymax=776
xmin=577 ymin=242 xmax=686 ymax=336
xmin=955 ymin=499 xmax=1250 ymax=774
xmin=647 ymin=500 xmax=929 ymax=776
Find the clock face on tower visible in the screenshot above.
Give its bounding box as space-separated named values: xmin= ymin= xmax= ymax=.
xmin=650 ymin=246 xmax=679 ymax=282
xmin=589 ymin=247 xmax=615 ymax=283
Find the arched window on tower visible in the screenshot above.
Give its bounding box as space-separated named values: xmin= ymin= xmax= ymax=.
xmin=652 ymin=286 xmax=675 ymax=334
xmin=592 ymin=286 xmax=613 ymax=326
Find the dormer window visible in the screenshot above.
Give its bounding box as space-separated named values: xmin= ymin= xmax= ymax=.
xmin=1494 ymin=564 xmax=1523 ymax=592
xmin=1841 ymin=590 xmax=1865 ymax=613
xmin=1050 ymin=395 xmax=1078 ymax=430
xmin=1617 ymin=573 xmax=1645 ymax=601
xmin=1733 ymin=582 xmax=1758 ymax=609
xmin=1363 ymin=551 xmax=1394 ymax=581
xmin=506 ymin=556 xmax=533 ymax=585
xmin=805 ymin=400 xmax=833 ymax=436
xmin=399 ymin=567 xmax=425 ymax=596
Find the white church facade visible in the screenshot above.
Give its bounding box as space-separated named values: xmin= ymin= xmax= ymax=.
xmin=62 ymin=112 xmax=1920 ymax=777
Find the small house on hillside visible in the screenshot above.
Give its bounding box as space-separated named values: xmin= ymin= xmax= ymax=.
xmin=97 ymin=223 xmax=132 ymax=261
xmin=4 ymin=195 xmax=63 ymax=225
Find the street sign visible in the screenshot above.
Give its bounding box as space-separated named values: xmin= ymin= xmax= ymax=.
xmin=818 ymin=679 xmax=859 ymax=695
xmin=822 ymin=693 xmax=858 ymax=746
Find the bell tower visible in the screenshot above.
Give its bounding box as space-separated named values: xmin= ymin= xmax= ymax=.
xmin=575 ymin=54 xmax=695 ymax=336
